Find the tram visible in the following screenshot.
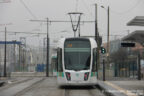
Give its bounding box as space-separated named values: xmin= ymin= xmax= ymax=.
xmin=57 ymin=37 xmax=97 ymax=85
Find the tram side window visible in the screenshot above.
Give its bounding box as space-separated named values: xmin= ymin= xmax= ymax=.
xmin=57 ymin=48 xmax=63 ymax=72
xmin=92 ymin=48 xmax=97 ymax=72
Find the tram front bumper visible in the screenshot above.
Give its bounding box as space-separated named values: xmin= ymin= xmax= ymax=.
xmin=57 ymin=77 xmax=97 ymax=86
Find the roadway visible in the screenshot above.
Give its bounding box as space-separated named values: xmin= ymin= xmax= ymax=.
xmin=0 ymin=77 xmax=106 ymax=96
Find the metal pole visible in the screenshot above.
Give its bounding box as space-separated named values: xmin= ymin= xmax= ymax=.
xmin=19 ymin=44 xmax=21 ymax=72
xmin=133 ymin=61 xmax=134 ymax=78
xmin=103 ymin=59 xmax=105 ymax=81
xmin=107 ymin=6 xmax=110 ymax=54
xmin=25 ymin=46 xmax=27 ymax=71
xmin=46 ymin=18 xmax=49 ymax=77
xmin=107 ymin=6 xmax=110 ymax=73
xmin=95 ymin=4 xmax=98 ymax=42
xmin=78 ymin=24 xmax=80 ymax=37
xmin=74 ymin=31 xmax=76 ymax=37
xmin=14 ymin=40 xmax=16 ymax=72
xmin=4 ymin=27 xmax=7 ymax=77
xmin=43 ymin=38 xmax=46 ymax=65
xmin=95 ymin=4 xmax=100 ymax=78
xmin=22 ymin=48 xmax=25 ymax=72
xmin=128 ymin=60 xmax=130 ymax=77
xmin=138 ymin=53 xmax=141 ymax=80
xmin=95 ymin=4 xmax=97 ymax=71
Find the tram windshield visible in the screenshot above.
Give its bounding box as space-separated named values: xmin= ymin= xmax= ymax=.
xmin=64 ymin=38 xmax=91 ymax=71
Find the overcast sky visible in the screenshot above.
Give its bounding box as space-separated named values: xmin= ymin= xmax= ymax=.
xmin=0 ymin=0 xmax=144 ymax=46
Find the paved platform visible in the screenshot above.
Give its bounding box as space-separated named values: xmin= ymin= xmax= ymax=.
xmin=98 ymin=80 xmax=144 ymax=96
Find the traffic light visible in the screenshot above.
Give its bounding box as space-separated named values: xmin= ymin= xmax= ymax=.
xmin=101 ymin=47 xmax=106 ymax=54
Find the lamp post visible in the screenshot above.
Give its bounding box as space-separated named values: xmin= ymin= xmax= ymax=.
xmin=101 ymin=6 xmax=110 ymax=67
xmin=4 ymin=27 xmax=7 ymax=77
xmin=46 ymin=18 xmax=49 ymax=77
xmin=94 ymin=4 xmax=100 ymax=78
xmin=95 ymin=4 xmax=98 ymax=42
xmin=107 ymin=6 xmax=110 ymax=58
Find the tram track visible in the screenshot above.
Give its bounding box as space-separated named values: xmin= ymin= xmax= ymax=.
xmin=88 ymin=90 xmax=97 ymax=96
xmin=64 ymin=85 xmax=106 ymax=96
xmin=0 ymin=78 xmax=34 ymax=91
xmin=14 ymin=78 xmax=45 ymax=96
xmin=65 ymin=89 xmax=70 ymax=96
xmin=0 ymin=77 xmax=107 ymax=96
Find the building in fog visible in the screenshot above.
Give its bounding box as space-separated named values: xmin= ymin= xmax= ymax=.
xmin=0 ymin=41 xmax=21 ymax=76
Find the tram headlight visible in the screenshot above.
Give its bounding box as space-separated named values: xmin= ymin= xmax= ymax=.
xmin=84 ymin=72 xmax=89 ymax=81
xmin=65 ymin=72 xmax=71 ymax=81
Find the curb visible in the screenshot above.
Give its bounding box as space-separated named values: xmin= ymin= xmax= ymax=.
xmin=97 ymin=83 xmax=115 ymax=96
xmin=97 ymin=81 xmax=127 ymax=96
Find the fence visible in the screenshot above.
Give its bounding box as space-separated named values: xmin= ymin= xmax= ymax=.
xmin=98 ymin=58 xmax=140 ymax=80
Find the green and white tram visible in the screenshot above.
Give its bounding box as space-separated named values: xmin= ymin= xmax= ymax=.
xmin=57 ymin=38 xmax=97 ymax=85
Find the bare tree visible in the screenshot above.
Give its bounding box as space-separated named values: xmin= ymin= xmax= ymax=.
xmin=110 ymin=48 xmax=128 ymax=63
